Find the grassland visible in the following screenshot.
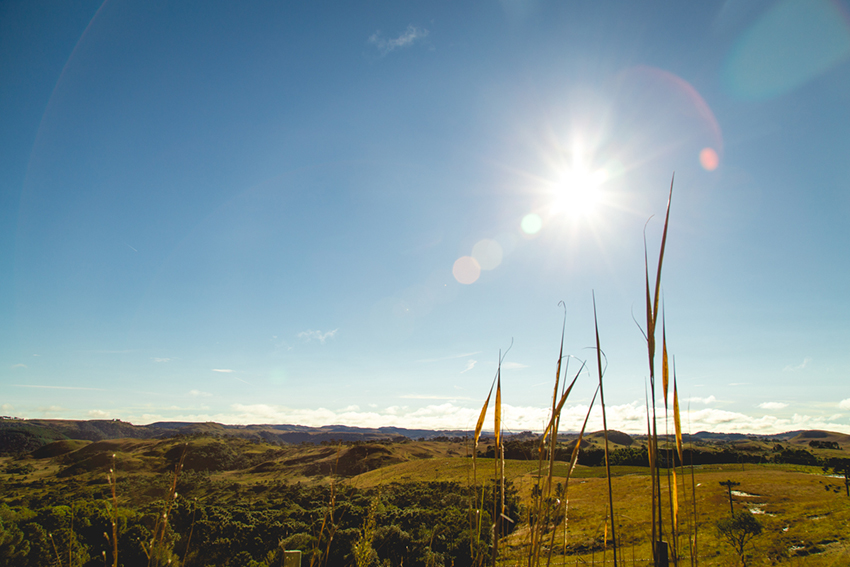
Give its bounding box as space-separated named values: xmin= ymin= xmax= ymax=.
xmin=1 ymin=428 xmax=849 ymax=566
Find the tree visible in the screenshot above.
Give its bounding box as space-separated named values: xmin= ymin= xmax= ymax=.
xmin=822 ymin=458 xmax=850 ymax=496
xmin=715 ymin=510 xmax=762 ymax=566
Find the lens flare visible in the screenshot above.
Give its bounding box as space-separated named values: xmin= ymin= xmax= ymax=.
xmin=471 ymin=239 xmax=503 ymax=271
xmin=521 ymin=213 xmax=543 ymax=235
xmin=452 ymin=256 xmax=481 ymax=285
xmin=699 ymin=147 xmax=719 ymax=171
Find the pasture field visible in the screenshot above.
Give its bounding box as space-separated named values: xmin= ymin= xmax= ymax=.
xmin=1 ymin=432 xmax=849 ymax=566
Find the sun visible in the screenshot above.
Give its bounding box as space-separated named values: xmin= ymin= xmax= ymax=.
xmin=549 ymin=159 xmax=608 ymax=220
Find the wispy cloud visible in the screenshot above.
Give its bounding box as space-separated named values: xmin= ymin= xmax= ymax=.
xmin=759 ymin=401 xmax=788 ymax=410
xmin=88 ymin=409 xmax=109 ymax=418
xmin=784 ymin=357 xmax=812 ymax=372
xmin=297 ymin=329 xmax=338 ymax=344
xmin=212 ymin=369 xmax=233 ymax=373
xmin=839 ymin=399 xmax=850 ymax=410
xmin=189 ymin=390 xmax=212 ymax=398
xmin=11 ymin=363 xmax=27 ymax=369
xmin=460 ymin=359 xmax=477 ymax=373
xmin=14 ymin=384 xmax=105 ymax=391
xmin=502 ymin=361 xmax=529 ymax=370
xmin=82 ymin=350 xmax=134 ymax=354
xmin=153 ymin=358 xmax=172 ymax=363
xmin=416 ymin=351 xmax=481 ymax=363
xmin=369 ymin=25 xmax=428 ymax=55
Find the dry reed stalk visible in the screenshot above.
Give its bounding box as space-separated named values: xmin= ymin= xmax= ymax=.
xmin=182 ymin=498 xmax=197 ymax=567
xmin=147 ymin=443 xmax=187 ymax=567
xmin=642 ymin=175 xmax=674 ymax=566
xmin=50 ymin=532 xmax=62 ymax=567
xmin=547 ymin=385 xmax=599 ymax=567
xmin=492 ymin=359 xmax=502 ymax=566
xmin=107 ymin=454 xmax=118 ymax=567
xmin=687 ymin=404 xmax=698 ymax=567
xmin=593 ymin=292 xmax=617 ymax=567
xmin=529 ymin=363 xmax=582 ymax=566
xmin=662 ymin=311 xmax=679 ymax=564
xmin=471 ymin=369 xmax=497 ymax=564
xmin=529 ymin=309 xmax=570 ymax=567
xmin=672 ymin=362 xmax=687 ymax=563
xmin=473 ymin=372 xmax=497 ymax=482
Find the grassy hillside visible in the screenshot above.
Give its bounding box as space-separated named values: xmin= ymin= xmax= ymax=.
xmin=0 ymin=431 xmax=848 ymax=566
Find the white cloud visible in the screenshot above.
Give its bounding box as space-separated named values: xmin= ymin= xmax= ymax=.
xmin=1 ymin=404 xmax=14 ymax=412
xmin=784 ymin=357 xmax=812 ymax=372
xmin=11 ymin=363 xmax=27 ymax=369
xmin=460 ymin=359 xmax=477 ymax=373
xmin=154 ymin=358 xmax=172 ymax=363
xmin=104 ymin=402 xmax=850 ymax=435
xmin=839 ymin=398 xmax=850 ymax=410
xmin=212 ymin=369 xmax=233 ymax=373
xmin=189 ymin=390 xmax=212 ymax=398
xmin=687 ymin=395 xmax=717 ymax=404
xmin=297 ymin=329 xmax=338 ymax=344
xmin=502 ymin=362 xmax=529 ymax=370
xmin=759 ymin=402 xmax=788 ymax=410
xmin=88 ymin=410 xmax=109 ymax=418
xmin=399 ymin=394 xmax=471 ymax=400
xmin=37 ymin=405 xmax=65 ymax=416
xmin=369 ymin=25 xmax=429 ymax=55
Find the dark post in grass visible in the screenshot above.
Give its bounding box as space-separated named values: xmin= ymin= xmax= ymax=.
xmin=719 ymin=480 xmax=740 ymax=515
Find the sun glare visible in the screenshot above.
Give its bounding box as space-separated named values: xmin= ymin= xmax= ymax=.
xmin=549 ymin=161 xmax=608 ymax=220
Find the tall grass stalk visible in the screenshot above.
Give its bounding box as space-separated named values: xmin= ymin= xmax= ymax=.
xmin=687 ymin=403 xmax=698 ymax=567
xmin=592 ymin=292 xmax=617 ymax=566
xmin=492 ymin=354 xmax=502 ymax=566
xmin=672 ymin=360 xmax=686 ymax=566
xmin=146 ymin=443 xmax=187 ymax=567
xmin=471 ymin=370 xmax=496 ymax=565
xmin=528 ymin=307 xmax=569 ymax=567
xmin=548 ymin=385 xmax=599 ymax=567
xmin=107 ymin=454 xmax=118 ymax=567
xmin=525 ymin=303 xmax=596 ymax=567
xmin=641 ymin=175 xmax=674 ymax=566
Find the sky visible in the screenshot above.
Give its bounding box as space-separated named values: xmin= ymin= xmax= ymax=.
xmin=1 ymin=0 xmax=849 ymax=435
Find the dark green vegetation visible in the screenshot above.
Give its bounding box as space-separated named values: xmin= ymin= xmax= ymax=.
xmin=715 ymin=511 xmax=762 ymax=567
xmin=0 ymin=421 xmax=848 ymax=566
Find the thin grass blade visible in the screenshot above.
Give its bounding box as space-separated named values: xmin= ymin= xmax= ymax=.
xmin=673 ymin=362 xmax=683 ymax=463
xmin=662 ymin=310 xmax=669 ymax=408
xmin=494 ymin=369 xmax=501 ymax=449
xmin=474 ymin=373 xmax=497 ymax=448
xmin=569 ymin=385 xmax=599 ymax=475
xmin=651 ymin=174 xmax=674 ymax=331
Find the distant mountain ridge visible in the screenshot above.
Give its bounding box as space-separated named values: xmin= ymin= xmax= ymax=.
xmin=0 ymin=418 xmax=475 ymax=454
xmin=0 ymin=417 xmax=844 ymax=455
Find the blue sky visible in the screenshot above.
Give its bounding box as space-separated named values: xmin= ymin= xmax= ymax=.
xmin=2 ymin=0 xmax=849 ymax=434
